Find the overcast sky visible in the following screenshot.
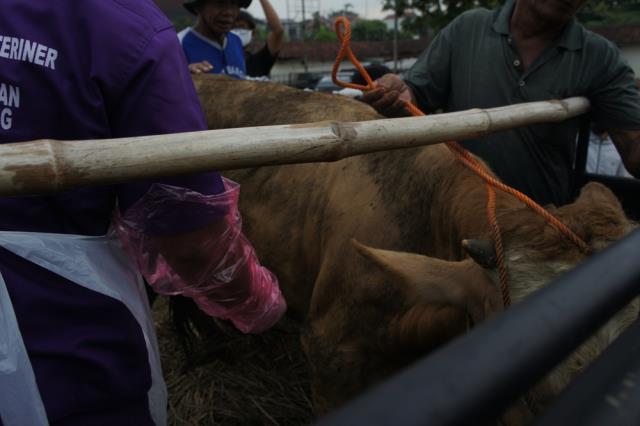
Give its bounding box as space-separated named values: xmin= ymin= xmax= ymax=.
xmin=245 ymin=0 xmax=390 ymax=22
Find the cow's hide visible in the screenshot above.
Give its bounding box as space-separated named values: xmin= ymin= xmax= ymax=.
xmin=189 ymin=74 xmax=639 ymax=419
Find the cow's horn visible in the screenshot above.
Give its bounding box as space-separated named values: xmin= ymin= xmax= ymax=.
xmin=462 ymin=239 xmax=497 ymax=269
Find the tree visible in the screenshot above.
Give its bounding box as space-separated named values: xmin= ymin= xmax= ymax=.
xmin=351 ymin=19 xmax=390 ymax=41
xmin=577 ymin=0 xmax=640 ymax=26
xmin=314 ymin=24 xmax=338 ymax=41
xmin=401 ymin=13 xmax=429 ymax=37
xmin=384 ymin=0 xmax=500 ymax=32
xmin=390 ymin=0 xmax=640 ymax=35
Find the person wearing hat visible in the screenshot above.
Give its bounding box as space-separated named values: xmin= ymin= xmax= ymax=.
xmin=181 ymin=0 xmax=250 ymax=78
xmin=232 ymin=0 xmax=284 ymax=78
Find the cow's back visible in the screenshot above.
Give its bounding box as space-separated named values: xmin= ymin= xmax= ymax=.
xmin=193 ymin=74 xmax=380 ymax=129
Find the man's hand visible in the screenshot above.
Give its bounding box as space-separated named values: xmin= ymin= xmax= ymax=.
xmin=188 ymin=61 xmax=213 ymax=74
xmin=359 ymin=73 xmax=415 ymax=117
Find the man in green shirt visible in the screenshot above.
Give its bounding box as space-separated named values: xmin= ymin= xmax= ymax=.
xmin=361 ymin=0 xmax=640 ymax=206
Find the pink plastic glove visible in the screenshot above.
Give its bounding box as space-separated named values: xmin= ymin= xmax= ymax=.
xmin=112 ymin=178 xmax=286 ymax=333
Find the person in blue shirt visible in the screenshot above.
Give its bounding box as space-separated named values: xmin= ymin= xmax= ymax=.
xmin=181 ymin=0 xmax=250 ymax=79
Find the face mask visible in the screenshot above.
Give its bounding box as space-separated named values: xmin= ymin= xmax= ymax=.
xmin=231 ymin=29 xmax=252 ymax=47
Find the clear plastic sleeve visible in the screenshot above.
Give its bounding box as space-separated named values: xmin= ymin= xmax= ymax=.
xmin=112 ymin=178 xmax=286 ymax=334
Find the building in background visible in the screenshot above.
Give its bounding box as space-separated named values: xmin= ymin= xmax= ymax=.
xmin=153 ymin=1 xmax=640 ymax=90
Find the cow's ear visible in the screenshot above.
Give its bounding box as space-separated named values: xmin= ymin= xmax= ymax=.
xmin=350 ymin=238 xmax=432 ymax=286
xmin=552 ymin=182 xmax=624 ymax=222
xmin=554 ymin=182 xmax=628 ymax=245
xmin=572 ymin=181 xmax=622 ymax=210
xmin=351 ymin=239 xmax=501 ymax=321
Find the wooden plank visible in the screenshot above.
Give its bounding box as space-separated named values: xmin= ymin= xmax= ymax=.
xmin=0 ymin=97 xmax=590 ymax=196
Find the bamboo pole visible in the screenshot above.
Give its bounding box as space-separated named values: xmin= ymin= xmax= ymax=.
xmin=0 ymin=97 xmax=589 ymax=196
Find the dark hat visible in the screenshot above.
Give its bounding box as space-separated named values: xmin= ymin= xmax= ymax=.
xmin=184 ymin=0 xmax=252 ymax=15
xmin=235 ymin=10 xmax=256 ymax=29
xmin=183 ymin=0 xmax=200 ymax=14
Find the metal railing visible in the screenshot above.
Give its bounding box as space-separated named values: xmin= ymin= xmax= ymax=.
xmin=316 ymin=229 xmax=640 ymax=426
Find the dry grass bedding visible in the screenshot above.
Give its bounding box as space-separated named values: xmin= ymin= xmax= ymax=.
xmin=153 ymin=297 xmax=314 ymax=425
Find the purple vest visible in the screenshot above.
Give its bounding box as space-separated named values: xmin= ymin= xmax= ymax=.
xmin=0 ymin=1 xmax=223 ymax=423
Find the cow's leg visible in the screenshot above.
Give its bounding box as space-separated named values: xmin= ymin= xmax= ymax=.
xmin=302 ymin=302 xmax=471 ymax=415
xmin=301 ymin=264 xmax=368 ymax=414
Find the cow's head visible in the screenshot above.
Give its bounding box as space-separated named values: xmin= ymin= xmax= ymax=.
xmin=351 ymin=182 xmax=638 ymax=408
xmin=499 ymin=182 xmax=638 ymax=403
xmin=494 ymin=182 xmax=634 ymax=304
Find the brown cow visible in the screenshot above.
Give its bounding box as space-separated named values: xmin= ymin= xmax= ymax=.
xmin=191 ymin=74 xmax=639 ymax=418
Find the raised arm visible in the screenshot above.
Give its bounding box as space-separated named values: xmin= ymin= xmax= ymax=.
xmin=260 ymin=0 xmax=284 ymax=55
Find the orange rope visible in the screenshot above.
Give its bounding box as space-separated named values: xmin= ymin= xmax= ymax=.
xmin=487 ymin=185 xmax=510 ymax=306
xmin=331 ymin=18 xmax=375 ymax=91
xmin=331 ymin=16 xmax=591 ymax=308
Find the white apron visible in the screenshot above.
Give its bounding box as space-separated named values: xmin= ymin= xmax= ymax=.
xmin=0 ymin=231 xmax=167 ymax=426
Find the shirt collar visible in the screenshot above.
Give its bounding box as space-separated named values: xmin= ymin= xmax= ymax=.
xmin=491 ymin=0 xmax=514 ymax=35
xmin=190 ymin=28 xmax=228 ymax=50
xmin=491 ymin=0 xmax=584 ymax=51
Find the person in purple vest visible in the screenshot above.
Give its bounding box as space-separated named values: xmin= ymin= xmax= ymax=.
xmin=181 ymin=0 xmax=249 ymax=78
xmin=0 ymin=1 xmax=285 ymax=425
